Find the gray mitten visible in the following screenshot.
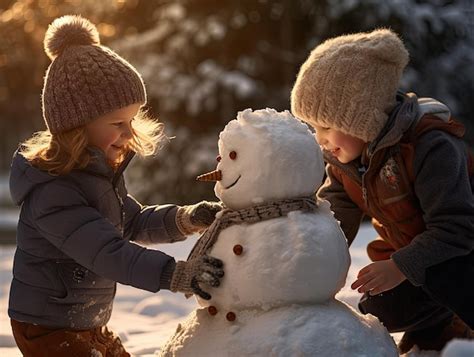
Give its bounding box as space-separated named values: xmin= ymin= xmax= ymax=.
xmin=176 ymin=201 xmax=222 ymax=235
xmin=170 ymin=255 xmax=224 ymax=300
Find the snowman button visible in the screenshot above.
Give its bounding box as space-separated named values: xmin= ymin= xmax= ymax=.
xmin=208 ymin=306 xmax=218 ymax=316
xmin=233 ymin=244 xmax=243 ymax=255
xmin=226 ymin=311 xmax=236 ymax=322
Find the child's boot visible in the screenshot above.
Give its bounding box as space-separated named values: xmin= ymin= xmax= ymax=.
xmin=398 ymin=315 xmax=473 ymax=354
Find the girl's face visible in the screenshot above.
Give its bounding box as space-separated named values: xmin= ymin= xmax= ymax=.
xmin=86 ymin=103 xmax=141 ymax=162
xmin=313 ymin=125 xmax=366 ymax=164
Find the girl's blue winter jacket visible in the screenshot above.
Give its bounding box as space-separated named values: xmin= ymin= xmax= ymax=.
xmin=8 ymin=148 xmax=184 ymax=329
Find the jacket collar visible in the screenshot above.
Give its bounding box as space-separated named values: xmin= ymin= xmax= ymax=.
xmin=9 ymin=150 xmax=56 ymax=205
xmin=81 ymin=147 xmax=135 ymax=183
xmin=363 ymin=92 xmax=419 ymax=161
xmin=361 ymin=92 xmax=450 ymax=165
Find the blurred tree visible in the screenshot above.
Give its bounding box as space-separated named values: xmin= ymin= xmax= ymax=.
xmin=0 ymin=0 xmax=472 ymax=205
xmin=118 ymin=0 xmax=474 ymax=204
xmin=115 ymin=0 xmax=329 ymax=204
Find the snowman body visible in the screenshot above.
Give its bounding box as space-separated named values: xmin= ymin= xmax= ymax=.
xmin=197 ymin=207 xmax=350 ymax=311
xmin=161 ymin=301 xmax=396 ymax=356
xmin=160 ymin=109 xmax=397 ymax=356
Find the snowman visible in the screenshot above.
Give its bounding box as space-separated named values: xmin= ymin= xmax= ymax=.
xmin=160 ymin=109 xmax=397 ymax=356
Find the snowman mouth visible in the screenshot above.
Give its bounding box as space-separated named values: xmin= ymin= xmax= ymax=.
xmin=225 ymin=175 xmax=241 ymax=190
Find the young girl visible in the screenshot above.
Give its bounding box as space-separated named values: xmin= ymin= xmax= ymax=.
xmin=8 ymin=15 xmax=224 ymax=356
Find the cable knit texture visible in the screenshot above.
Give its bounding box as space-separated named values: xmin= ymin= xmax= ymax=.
xmin=169 ymin=256 xmax=224 ymax=299
xmin=169 ymin=261 xmax=196 ymax=294
xmin=291 ymin=28 xmax=409 ymax=142
xmin=42 ymin=15 xmax=146 ymax=133
xmin=175 ymin=201 xmax=222 ymax=235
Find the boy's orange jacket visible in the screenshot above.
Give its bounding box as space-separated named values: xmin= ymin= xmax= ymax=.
xmin=332 ymin=115 xmax=470 ymax=260
xmin=318 ymin=93 xmax=474 ymax=286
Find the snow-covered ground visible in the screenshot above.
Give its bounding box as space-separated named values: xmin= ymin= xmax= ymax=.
xmin=0 ymin=224 xmax=472 ymax=356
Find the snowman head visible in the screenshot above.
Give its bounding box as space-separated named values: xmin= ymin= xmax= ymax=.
xmin=201 ymin=108 xmax=325 ymax=210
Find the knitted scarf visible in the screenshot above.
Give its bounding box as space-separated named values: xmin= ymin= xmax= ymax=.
xmin=187 ymin=196 xmax=317 ymax=262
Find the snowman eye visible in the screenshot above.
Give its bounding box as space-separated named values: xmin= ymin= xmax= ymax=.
xmin=216 ymin=155 xmax=221 ymax=162
xmin=229 ymin=151 xmax=237 ymax=160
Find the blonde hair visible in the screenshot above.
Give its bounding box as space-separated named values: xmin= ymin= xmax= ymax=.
xmin=21 ymin=109 xmax=165 ymax=176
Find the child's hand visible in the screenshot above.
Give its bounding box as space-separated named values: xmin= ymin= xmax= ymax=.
xmin=351 ymin=259 xmax=406 ymax=296
xmin=176 ymin=201 xmax=222 ymax=235
xmin=170 ymin=255 xmax=225 ymax=300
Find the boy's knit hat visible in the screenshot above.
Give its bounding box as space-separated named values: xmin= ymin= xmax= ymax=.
xmin=42 ymin=15 xmax=146 ymax=134
xmin=291 ymin=29 xmax=409 ymax=142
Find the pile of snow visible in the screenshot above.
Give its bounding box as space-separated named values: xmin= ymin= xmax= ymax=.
xmin=163 ymin=302 xmax=393 ymax=356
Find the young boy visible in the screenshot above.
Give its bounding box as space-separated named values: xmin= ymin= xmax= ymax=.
xmin=291 ymin=28 xmax=473 ymax=353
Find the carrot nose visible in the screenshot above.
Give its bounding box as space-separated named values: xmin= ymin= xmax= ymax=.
xmin=196 ymin=169 xmax=222 ymax=182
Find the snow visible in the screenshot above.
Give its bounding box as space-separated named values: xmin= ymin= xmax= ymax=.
xmin=160 ymin=301 xmax=396 ymax=357
xmin=202 ymin=109 xmax=346 ymax=306
xmin=441 ymin=339 xmax=474 ymax=357
xmin=194 ymin=211 xmax=350 ymax=310
xmin=161 ymin=108 xmax=398 ymax=355
xmin=1 ymin=225 xmax=473 ymax=356
xmin=215 ymin=108 xmax=324 ymax=210
xmin=0 ymin=209 xmax=18 ymax=230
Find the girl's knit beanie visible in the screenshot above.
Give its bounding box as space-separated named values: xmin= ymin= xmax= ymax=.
xmin=42 ymin=15 xmax=146 ymax=134
xmin=291 ymin=29 xmax=409 ymax=142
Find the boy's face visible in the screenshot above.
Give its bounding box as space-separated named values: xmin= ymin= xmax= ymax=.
xmin=86 ymin=103 xmax=141 ymax=162
xmin=313 ymin=125 xmax=366 ymax=164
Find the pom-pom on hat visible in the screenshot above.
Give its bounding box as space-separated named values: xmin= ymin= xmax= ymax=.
xmin=42 ymin=15 xmax=146 ymax=134
xmin=291 ymin=29 xmax=409 ymax=142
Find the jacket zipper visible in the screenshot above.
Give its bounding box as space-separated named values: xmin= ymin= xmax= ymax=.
xmin=325 ymin=154 xmax=366 ymax=198
xmin=112 ymin=151 xmax=135 ymax=234
xmin=325 ymin=151 xmax=388 ymax=226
